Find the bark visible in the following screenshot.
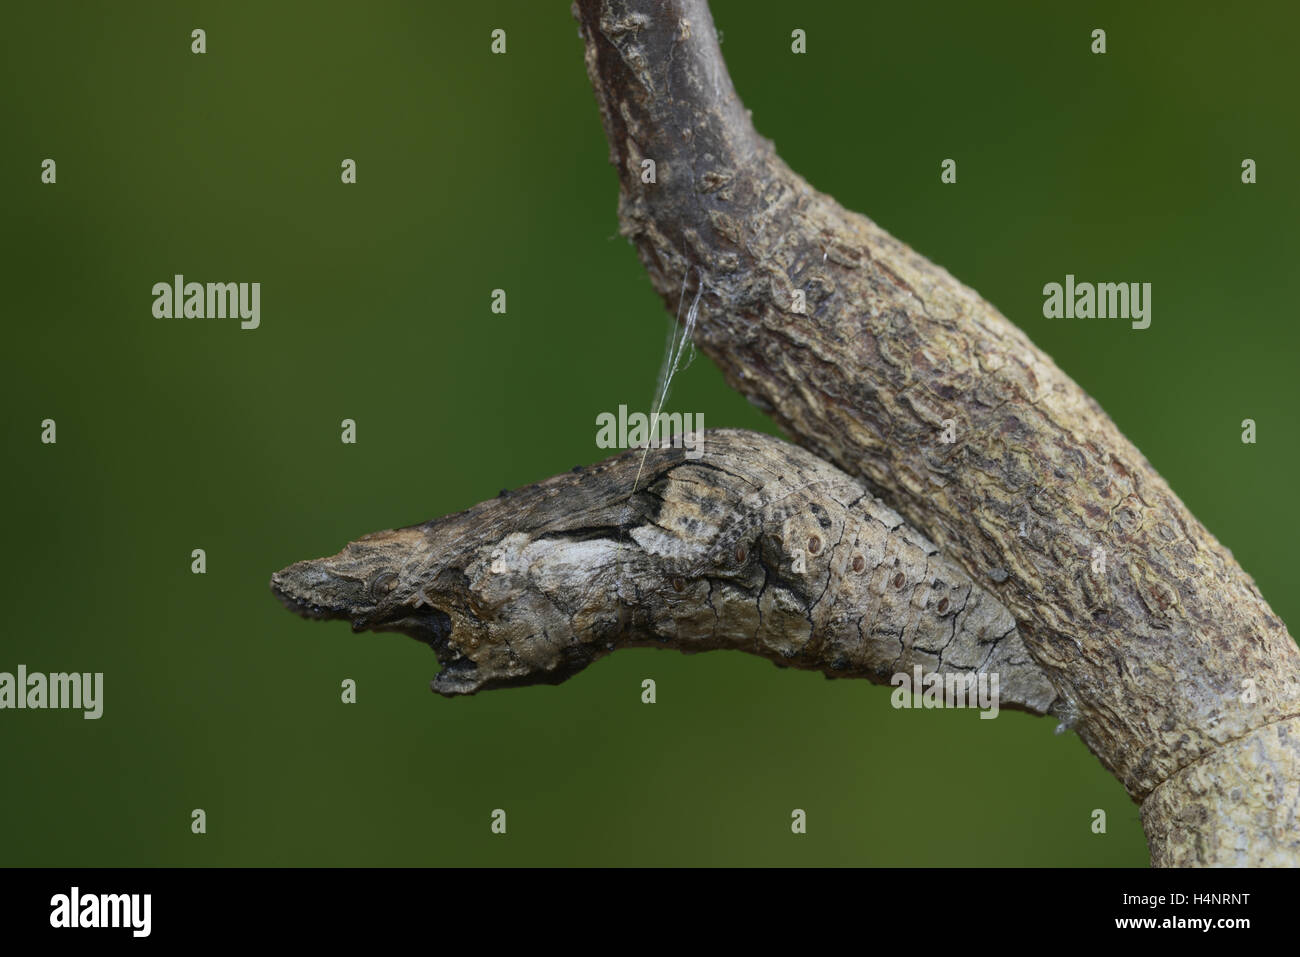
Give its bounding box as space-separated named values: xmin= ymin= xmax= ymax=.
xmin=567 ymin=0 xmax=1299 ymax=864
xmin=272 ymin=0 xmax=1300 ymax=867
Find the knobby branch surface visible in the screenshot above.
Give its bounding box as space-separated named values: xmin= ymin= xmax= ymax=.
xmin=568 ymin=0 xmax=1300 ymax=865
xmin=271 ymin=0 xmax=1299 ymax=867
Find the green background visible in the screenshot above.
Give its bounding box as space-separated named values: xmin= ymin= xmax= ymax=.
xmin=3 ymin=0 xmax=1296 ymax=866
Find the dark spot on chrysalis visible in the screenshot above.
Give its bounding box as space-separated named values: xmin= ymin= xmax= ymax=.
xmin=809 ymin=503 xmax=832 ymax=529
xmin=671 ymin=576 xmax=686 ymax=593
xmin=892 ymin=572 xmax=905 ymax=589
xmin=852 ymin=555 xmax=865 ymax=573
xmin=936 ymin=597 xmax=949 ymax=614
xmin=370 ymin=571 xmax=398 ymax=599
xmin=808 ymin=535 xmax=821 ymax=554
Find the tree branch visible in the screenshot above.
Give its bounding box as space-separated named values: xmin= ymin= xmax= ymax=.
xmin=272 ymin=0 xmax=1299 ymax=867
xmin=569 ymin=0 xmax=1299 ymax=865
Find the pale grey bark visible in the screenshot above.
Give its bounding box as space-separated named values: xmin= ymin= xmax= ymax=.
xmin=566 ymin=0 xmax=1300 ymax=866
xmin=273 ymin=0 xmax=1300 ymax=867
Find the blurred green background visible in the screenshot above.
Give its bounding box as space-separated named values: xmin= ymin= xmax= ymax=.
xmin=3 ymin=0 xmax=1296 ymax=867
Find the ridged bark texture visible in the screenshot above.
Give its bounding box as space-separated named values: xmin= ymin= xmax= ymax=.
xmin=573 ymin=0 xmax=1300 ymax=865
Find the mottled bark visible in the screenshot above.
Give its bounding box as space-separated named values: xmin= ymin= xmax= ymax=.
xmin=272 ymin=430 xmax=1056 ymax=712
xmin=570 ymin=0 xmax=1300 ymax=865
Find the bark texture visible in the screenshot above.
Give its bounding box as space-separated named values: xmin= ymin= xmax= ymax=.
xmin=1141 ymin=716 xmax=1300 ymax=867
xmin=570 ymin=0 xmax=1300 ymax=864
xmin=272 ymin=0 xmax=1299 ymax=867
